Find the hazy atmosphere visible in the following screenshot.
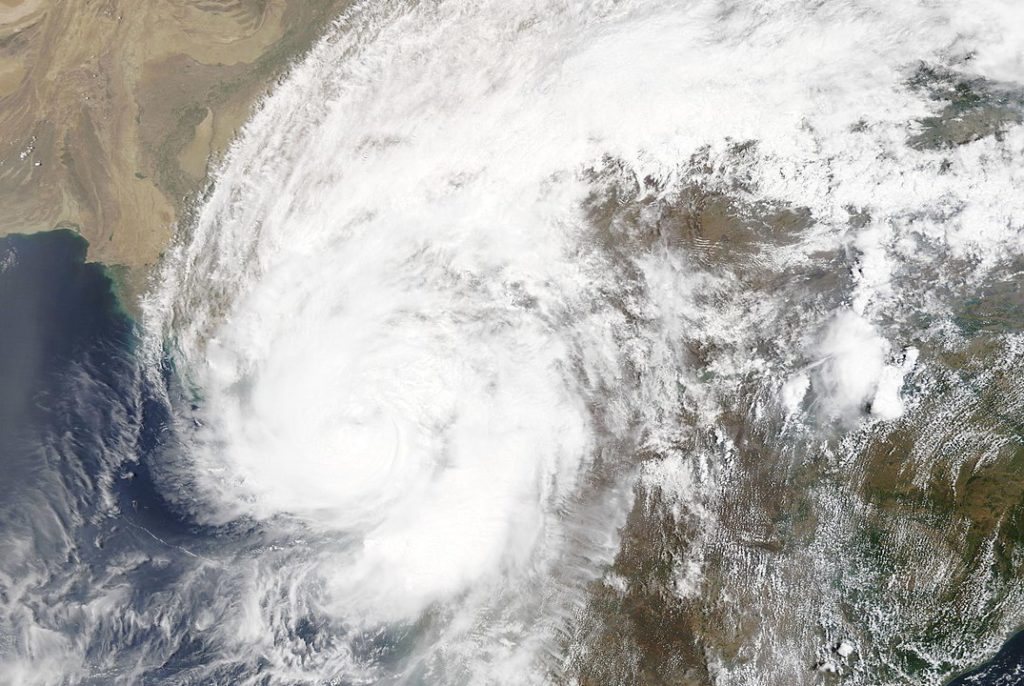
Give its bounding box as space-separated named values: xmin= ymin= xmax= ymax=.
xmin=1 ymin=1 xmax=1024 ymax=684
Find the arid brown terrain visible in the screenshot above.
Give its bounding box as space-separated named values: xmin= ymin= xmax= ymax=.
xmin=0 ymin=0 xmax=347 ymax=303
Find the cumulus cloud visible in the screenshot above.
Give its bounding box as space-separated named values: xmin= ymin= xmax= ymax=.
xmin=806 ymin=310 xmax=916 ymax=421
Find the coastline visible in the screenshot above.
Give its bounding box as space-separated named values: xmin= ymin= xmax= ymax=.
xmin=0 ymin=0 xmax=352 ymax=312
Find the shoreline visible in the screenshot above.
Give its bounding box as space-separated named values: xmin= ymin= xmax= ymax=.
xmin=0 ymin=0 xmax=352 ymax=312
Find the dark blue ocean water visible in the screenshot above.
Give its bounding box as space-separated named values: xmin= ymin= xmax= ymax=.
xmin=946 ymin=630 xmax=1024 ymax=686
xmin=0 ymin=230 xmax=410 ymax=684
xmin=0 ymin=230 xmax=251 ymax=683
xmin=2 ymin=229 xmax=1022 ymax=684
xmin=0 ymin=230 xmax=191 ymax=539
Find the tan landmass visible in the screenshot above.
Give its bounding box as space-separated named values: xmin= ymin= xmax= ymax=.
xmin=0 ymin=0 xmax=348 ymax=306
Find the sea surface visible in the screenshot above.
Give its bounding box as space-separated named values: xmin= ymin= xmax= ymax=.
xmin=3 ymin=0 xmax=1024 ymax=683
xmin=1 ymin=218 xmax=1021 ymax=685
xmin=0 ymin=231 xmax=239 ymax=683
xmin=947 ymin=630 xmax=1024 ymax=686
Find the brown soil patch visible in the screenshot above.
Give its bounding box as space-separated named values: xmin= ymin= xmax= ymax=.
xmin=0 ymin=0 xmax=350 ymax=308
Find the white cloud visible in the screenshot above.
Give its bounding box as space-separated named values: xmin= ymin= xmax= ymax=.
xmin=812 ymin=311 xmax=915 ymax=421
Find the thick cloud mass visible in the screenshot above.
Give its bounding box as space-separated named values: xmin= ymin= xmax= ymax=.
xmin=2 ymin=0 xmax=1018 ymax=683
xmin=142 ymin=0 xmax=1024 ymax=677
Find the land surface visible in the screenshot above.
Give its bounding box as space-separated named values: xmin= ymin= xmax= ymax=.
xmin=2 ymin=4 xmax=1023 ymax=684
xmin=0 ymin=0 xmax=349 ymax=304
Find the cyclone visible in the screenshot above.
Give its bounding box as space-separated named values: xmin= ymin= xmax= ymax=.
xmin=2 ymin=0 xmax=1024 ymax=683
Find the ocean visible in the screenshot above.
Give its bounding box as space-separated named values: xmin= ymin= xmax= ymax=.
xmin=3 ymin=0 xmax=1024 ymax=683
